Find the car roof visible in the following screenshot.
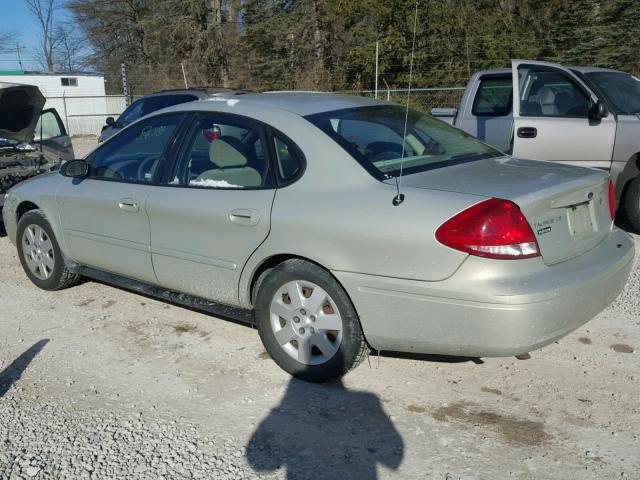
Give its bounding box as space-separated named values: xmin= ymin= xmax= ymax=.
xmin=568 ymin=66 xmax=624 ymax=74
xmin=192 ymin=91 xmax=383 ymax=116
xmin=143 ymin=88 xmax=251 ymax=99
xmin=475 ymin=65 xmax=627 ymax=77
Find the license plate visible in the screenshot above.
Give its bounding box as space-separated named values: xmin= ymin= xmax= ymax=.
xmin=568 ymin=203 xmax=594 ymax=241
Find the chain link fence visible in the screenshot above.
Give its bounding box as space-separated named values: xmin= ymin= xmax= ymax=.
xmin=346 ymin=87 xmax=465 ymax=113
xmin=45 ymin=95 xmax=139 ymax=137
xmin=46 ymin=88 xmax=464 ymax=137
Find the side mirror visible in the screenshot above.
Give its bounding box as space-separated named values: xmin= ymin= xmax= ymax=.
xmin=589 ymin=100 xmax=608 ymax=119
xmin=105 ymin=116 xmax=116 ymax=126
xmin=60 ymin=159 xmax=89 ymax=178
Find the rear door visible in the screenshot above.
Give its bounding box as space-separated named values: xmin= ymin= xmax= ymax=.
xmin=35 ymin=109 xmax=74 ymax=161
xmin=146 ymin=112 xmax=277 ymax=306
xmin=511 ymin=59 xmax=616 ymax=168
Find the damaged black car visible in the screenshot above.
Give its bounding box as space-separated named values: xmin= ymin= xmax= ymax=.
xmin=1 ymin=82 xmax=74 ymax=211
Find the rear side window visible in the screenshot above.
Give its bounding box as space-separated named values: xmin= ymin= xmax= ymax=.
xmin=472 ymin=77 xmax=512 ymax=116
xmin=273 ymin=135 xmax=303 ymax=183
xmin=170 ymin=114 xmax=271 ymax=189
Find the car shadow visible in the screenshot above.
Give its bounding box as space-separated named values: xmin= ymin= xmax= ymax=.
xmin=0 ymin=339 xmax=49 ymax=398
xmin=380 ymin=350 xmax=484 ymax=364
xmin=247 ymin=377 xmax=404 ymax=480
xmin=0 ymin=221 xmax=6 ymax=238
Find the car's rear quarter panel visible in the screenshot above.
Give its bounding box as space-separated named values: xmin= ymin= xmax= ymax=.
xmin=236 ymin=108 xmax=483 ymax=307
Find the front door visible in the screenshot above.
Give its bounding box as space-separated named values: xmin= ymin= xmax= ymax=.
xmin=35 ymin=109 xmax=75 ymax=161
xmin=56 ymin=112 xmax=185 ymax=283
xmin=511 ymin=59 xmax=616 ymax=169
xmin=146 ymin=112 xmax=276 ymax=306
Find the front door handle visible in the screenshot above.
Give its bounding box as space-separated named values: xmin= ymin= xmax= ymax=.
xmin=229 ymin=208 xmax=260 ymax=227
xmin=118 ymin=198 xmax=139 ymax=213
xmin=517 ymin=127 xmax=537 ymax=138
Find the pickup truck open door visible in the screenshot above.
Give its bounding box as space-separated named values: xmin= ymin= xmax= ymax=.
xmin=511 ymin=59 xmax=615 ymax=169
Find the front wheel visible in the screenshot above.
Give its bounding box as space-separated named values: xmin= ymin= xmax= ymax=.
xmin=16 ymin=210 xmax=80 ymax=291
xmin=255 ymin=259 xmax=369 ymax=382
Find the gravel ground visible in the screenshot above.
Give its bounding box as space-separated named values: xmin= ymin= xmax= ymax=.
xmin=0 ymin=216 xmax=639 ymax=478
xmin=71 ymin=135 xmax=99 ymax=159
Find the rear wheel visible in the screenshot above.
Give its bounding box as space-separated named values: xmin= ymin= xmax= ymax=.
xmin=16 ymin=210 xmax=80 ymax=291
xmin=623 ymin=176 xmax=640 ymax=232
xmin=255 ymin=259 xmax=369 ymax=382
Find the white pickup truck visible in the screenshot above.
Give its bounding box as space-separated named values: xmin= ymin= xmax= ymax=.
xmin=434 ymin=59 xmax=640 ymax=231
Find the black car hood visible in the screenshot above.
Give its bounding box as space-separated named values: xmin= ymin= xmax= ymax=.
xmin=0 ymin=82 xmax=46 ymax=143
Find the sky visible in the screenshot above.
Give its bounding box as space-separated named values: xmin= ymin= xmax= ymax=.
xmin=0 ymin=0 xmax=70 ymax=71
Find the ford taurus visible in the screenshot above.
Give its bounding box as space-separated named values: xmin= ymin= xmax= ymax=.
xmin=2 ymin=93 xmax=634 ymax=381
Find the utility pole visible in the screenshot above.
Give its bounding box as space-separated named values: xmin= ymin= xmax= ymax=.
xmin=181 ymin=62 xmax=189 ymax=89
xmin=374 ymin=41 xmax=379 ymax=99
xmin=121 ymin=63 xmax=130 ymax=107
xmin=16 ymin=44 xmax=23 ymax=70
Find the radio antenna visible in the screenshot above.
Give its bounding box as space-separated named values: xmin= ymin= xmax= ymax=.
xmin=393 ymin=0 xmax=419 ymax=207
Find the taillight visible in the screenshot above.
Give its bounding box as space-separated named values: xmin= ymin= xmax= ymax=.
xmin=435 ymin=198 xmax=540 ymax=260
xmin=608 ymin=180 xmax=616 ymax=221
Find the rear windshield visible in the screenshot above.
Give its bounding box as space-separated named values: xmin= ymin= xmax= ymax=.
xmin=305 ymin=105 xmax=501 ymax=180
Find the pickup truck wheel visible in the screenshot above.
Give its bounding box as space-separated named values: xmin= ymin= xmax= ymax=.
xmin=255 ymin=259 xmax=369 ymax=382
xmin=623 ymin=176 xmax=640 ymax=232
xmin=16 ymin=210 xmax=80 ymax=291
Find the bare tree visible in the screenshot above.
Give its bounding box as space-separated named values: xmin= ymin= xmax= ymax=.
xmin=25 ymin=0 xmax=59 ymax=72
xmin=0 ymin=31 xmax=13 ymax=45
xmin=54 ymin=23 xmax=88 ymax=72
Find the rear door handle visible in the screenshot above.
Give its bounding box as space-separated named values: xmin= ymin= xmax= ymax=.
xmin=229 ymin=208 xmax=260 ymax=227
xmin=118 ymin=198 xmax=139 ymax=213
xmin=517 ymin=127 xmax=537 ymax=138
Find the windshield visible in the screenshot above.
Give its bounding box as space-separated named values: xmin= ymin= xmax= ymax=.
xmin=305 ymin=105 xmax=502 ymax=180
xmin=585 ymin=71 xmax=640 ymax=114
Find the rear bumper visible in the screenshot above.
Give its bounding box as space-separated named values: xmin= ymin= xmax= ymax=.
xmin=334 ymin=228 xmax=634 ymax=357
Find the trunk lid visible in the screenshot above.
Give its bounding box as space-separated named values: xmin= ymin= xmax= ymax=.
xmin=392 ymin=156 xmax=612 ymax=265
xmin=0 ymin=82 xmax=45 ymax=143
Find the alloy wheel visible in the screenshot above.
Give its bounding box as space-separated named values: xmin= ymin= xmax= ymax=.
xmin=269 ymin=280 xmax=343 ymax=365
xmin=22 ymin=224 xmax=55 ymax=280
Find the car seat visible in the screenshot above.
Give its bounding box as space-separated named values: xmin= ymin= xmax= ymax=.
xmin=537 ymin=86 xmax=558 ymax=116
xmin=197 ymin=136 xmax=262 ymax=187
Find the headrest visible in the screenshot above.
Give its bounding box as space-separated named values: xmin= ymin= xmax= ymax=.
xmin=538 ymin=86 xmax=555 ymax=105
xmin=209 ymin=136 xmax=248 ymax=168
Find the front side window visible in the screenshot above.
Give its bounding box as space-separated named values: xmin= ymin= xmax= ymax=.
xmin=585 ymin=71 xmax=640 ymax=115
xmin=170 ymin=114 xmax=270 ymax=188
xmin=306 ymin=106 xmax=501 ymax=180
xmin=472 ymin=77 xmax=512 ymax=116
xmin=35 ymin=111 xmax=65 ymax=139
xmin=518 ymin=67 xmax=590 ymax=118
xmin=88 ymin=113 xmax=183 ymax=182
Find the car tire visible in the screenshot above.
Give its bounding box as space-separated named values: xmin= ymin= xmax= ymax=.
xmin=623 ymin=176 xmax=640 ymax=233
xmin=255 ymin=259 xmax=369 ymax=382
xmin=16 ymin=210 xmax=80 ymax=291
